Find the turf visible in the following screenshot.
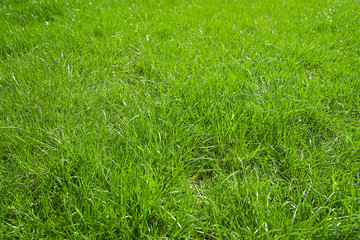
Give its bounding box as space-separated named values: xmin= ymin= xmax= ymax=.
xmin=1 ymin=0 xmax=360 ymax=239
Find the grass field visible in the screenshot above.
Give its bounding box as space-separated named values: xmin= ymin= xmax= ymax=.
xmin=1 ymin=0 xmax=360 ymax=239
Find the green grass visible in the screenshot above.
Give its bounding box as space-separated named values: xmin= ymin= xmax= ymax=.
xmin=1 ymin=0 xmax=360 ymax=238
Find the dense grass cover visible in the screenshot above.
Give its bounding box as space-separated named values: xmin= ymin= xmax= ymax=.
xmin=1 ymin=0 xmax=360 ymax=238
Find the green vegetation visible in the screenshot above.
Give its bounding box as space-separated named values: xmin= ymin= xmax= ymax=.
xmin=1 ymin=0 xmax=359 ymax=238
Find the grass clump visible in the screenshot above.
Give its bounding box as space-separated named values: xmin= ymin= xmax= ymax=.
xmin=1 ymin=0 xmax=360 ymax=239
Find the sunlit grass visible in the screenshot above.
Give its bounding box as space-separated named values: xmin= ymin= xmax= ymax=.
xmin=1 ymin=0 xmax=360 ymax=238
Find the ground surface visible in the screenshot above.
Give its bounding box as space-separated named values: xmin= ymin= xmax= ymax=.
xmin=1 ymin=0 xmax=360 ymax=239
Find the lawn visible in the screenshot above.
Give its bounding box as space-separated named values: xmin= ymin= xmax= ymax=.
xmin=1 ymin=0 xmax=360 ymax=239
